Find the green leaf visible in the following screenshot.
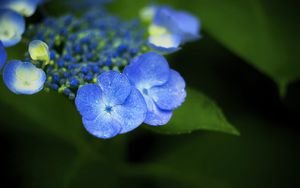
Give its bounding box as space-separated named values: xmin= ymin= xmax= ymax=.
xmin=111 ymin=0 xmax=300 ymax=95
xmin=147 ymin=88 xmax=239 ymax=135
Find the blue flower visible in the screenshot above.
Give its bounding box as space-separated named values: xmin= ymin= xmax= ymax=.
xmin=124 ymin=52 xmax=186 ymax=126
xmin=0 ymin=0 xmax=43 ymax=17
xmin=3 ymin=60 xmax=46 ymax=94
xmin=153 ymin=6 xmax=200 ymax=43
xmin=143 ymin=5 xmax=200 ymax=53
xmin=0 ymin=9 xmax=25 ymax=47
xmin=0 ymin=41 xmax=7 ymax=70
xmin=75 ymin=71 xmax=147 ymax=139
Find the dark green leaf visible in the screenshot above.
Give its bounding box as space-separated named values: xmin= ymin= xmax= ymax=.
xmin=147 ymin=88 xmax=239 ymax=135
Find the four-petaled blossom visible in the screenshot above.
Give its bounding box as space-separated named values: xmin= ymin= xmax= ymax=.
xmin=29 ymin=40 xmax=50 ymax=62
xmin=0 ymin=9 xmax=25 ymax=47
xmin=0 ymin=41 xmax=7 ymax=70
xmin=0 ymin=0 xmax=43 ymax=17
xmin=124 ymin=52 xmax=186 ymax=126
xmin=3 ymin=60 xmax=46 ymax=94
xmin=75 ymin=71 xmax=147 ymax=139
xmin=143 ymin=5 xmax=200 ymax=53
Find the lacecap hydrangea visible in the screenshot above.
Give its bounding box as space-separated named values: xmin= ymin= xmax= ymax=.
xmin=0 ymin=2 xmax=200 ymax=139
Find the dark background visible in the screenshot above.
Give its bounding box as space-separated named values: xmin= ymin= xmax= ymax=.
xmin=0 ymin=0 xmax=299 ymax=187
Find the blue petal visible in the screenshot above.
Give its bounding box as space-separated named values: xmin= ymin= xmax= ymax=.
xmin=124 ymin=52 xmax=170 ymax=89
xmin=153 ymin=6 xmax=175 ymax=30
xmin=148 ymin=34 xmax=181 ymax=54
xmin=1 ymin=35 xmax=22 ymax=47
xmin=75 ymin=84 xmax=103 ymax=121
xmin=170 ymin=11 xmax=200 ymax=42
xmin=0 ymin=0 xmax=41 ymax=17
xmin=97 ymin=70 xmax=131 ymax=105
xmin=150 ymin=70 xmax=186 ymax=110
xmin=153 ymin=7 xmax=200 ymax=43
xmin=0 ymin=9 xmax=25 ymax=47
xmin=114 ymin=87 xmax=147 ymax=133
xmin=0 ymin=41 xmax=7 ymax=70
xmin=142 ymin=94 xmax=173 ymax=126
xmin=3 ymin=60 xmax=46 ymax=94
xmin=82 ymin=113 xmax=121 ymax=139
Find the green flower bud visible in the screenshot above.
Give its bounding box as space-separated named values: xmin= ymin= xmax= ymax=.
xmin=28 ymin=40 xmax=50 ymax=62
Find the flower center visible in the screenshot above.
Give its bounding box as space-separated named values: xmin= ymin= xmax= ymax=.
xmin=142 ymin=88 xmax=149 ymax=95
xmin=23 ymin=81 xmax=30 ymax=86
xmin=105 ymin=105 xmax=113 ymax=113
xmin=0 ymin=30 xmax=14 ymax=39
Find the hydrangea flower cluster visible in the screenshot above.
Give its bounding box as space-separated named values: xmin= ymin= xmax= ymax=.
xmin=23 ymin=10 xmax=149 ymax=99
xmin=0 ymin=2 xmax=200 ymax=139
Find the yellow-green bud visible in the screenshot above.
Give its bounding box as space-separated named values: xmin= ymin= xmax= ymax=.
xmin=28 ymin=40 xmax=50 ymax=62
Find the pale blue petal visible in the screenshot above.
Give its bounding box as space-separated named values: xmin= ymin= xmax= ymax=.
xmin=0 ymin=41 xmax=7 ymax=70
xmin=170 ymin=11 xmax=200 ymax=42
xmin=124 ymin=52 xmax=170 ymax=89
xmin=75 ymin=84 xmax=103 ymax=121
xmin=153 ymin=7 xmax=200 ymax=43
xmin=97 ymin=70 xmax=131 ymax=105
xmin=1 ymin=35 xmax=22 ymax=47
xmin=150 ymin=70 xmax=186 ymax=110
xmin=143 ymin=95 xmax=173 ymax=126
xmin=114 ymin=87 xmax=147 ymax=133
xmin=0 ymin=0 xmax=41 ymax=17
xmin=82 ymin=113 xmax=121 ymax=139
xmin=3 ymin=60 xmax=46 ymax=94
xmin=153 ymin=6 xmax=176 ymax=30
xmin=0 ymin=9 xmax=25 ymax=47
xmin=148 ymin=34 xmax=181 ymax=54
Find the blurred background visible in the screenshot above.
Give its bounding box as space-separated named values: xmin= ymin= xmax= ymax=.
xmin=0 ymin=0 xmax=299 ymax=187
